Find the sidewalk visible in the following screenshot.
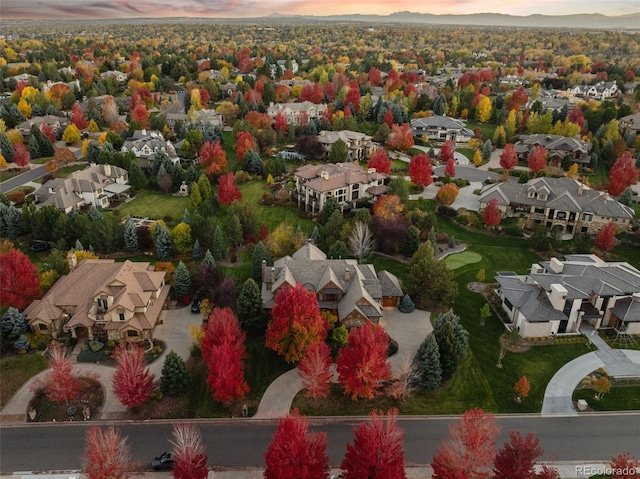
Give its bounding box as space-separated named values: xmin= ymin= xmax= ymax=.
xmin=541 ymin=323 xmax=640 ymax=416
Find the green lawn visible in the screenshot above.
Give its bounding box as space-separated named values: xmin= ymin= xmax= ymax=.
xmin=466 ymin=122 xmax=497 ymax=142
xmin=444 ymin=250 xmax=482 ymax=270
xmin=573 ymin=385 xmax=640 ymax=411
xmin=57 ymin=164 xmax=87 ymax=178
xmin=0 ymin=353 xmax=48 ymax=408
xmin=115 ymin=191 xmax=190 ymax=225
xmin=457 ymin=147 xmax=476 ymax=161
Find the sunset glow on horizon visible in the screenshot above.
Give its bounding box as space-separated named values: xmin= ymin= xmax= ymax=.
xmin=1 ymin=0 xmax=638 ymax=21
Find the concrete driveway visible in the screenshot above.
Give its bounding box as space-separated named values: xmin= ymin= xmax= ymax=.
xmin=380 ymin=307 xmax=433 ymax=375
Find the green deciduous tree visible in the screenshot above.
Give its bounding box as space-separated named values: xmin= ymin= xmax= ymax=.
xmin=406 ymin=242 xmax=457 ymax=309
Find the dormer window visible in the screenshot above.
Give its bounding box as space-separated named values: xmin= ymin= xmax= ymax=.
xmin=528 ymin=190 xmax=535 ymax=198
xmin=538 ymin=193 xmax=547 ymax=201
xmin=118 ymin=308 xmax=125 ymax=321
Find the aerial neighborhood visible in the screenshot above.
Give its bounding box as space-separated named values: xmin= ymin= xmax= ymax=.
xmin=1 ymin=12 xmax=640 ymax=477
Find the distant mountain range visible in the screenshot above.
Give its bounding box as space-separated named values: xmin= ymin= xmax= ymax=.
xmin=265 ymin=11 xmax=640 ymax=29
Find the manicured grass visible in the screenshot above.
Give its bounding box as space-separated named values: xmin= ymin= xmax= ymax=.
xmin=115 ymin=191 xmax=190 ymax=225
xmin=457 ymin=147 xmax=476 ymax=161
xmin=238 ymin=180 xmax=316 ymax=234
xmin=0 ymin=353 xmax=48 ymax=408
xmin=612 ymin=243 xmax=640 ymax=270
xmin=573 ymin=385 xmax=640 ymax=411
xmin=466 ymin=122 xmax=497 ymax=142
xmin=218 ymin=249 xmax=252 ymax=283
xmin=0 ymin=169 xmax=23 ymax=184
xmin=222 ymin=130 xmax=241 ymax=172
xmin=444 ymin=250 xmax=482 ymax=270
xmin=57 ymin=164 xmax=87 ymax=178
xmin=368 ymin=254 xmax=409 ymax=283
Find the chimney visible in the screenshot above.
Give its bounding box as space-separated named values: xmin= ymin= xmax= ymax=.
xmin=261 ymin=260 xmax=267 ymax=283
xmin=548 ymin=283 xmax=568 ymax=311
xmin=578 ymin=183 xmax=584 ymax=195
xmin=67 ymin=251 xmax=77 ymax=272
xmin=270 ymin=267 xmax=276 ymax=284
xmin=548 ymin=257 xmax=564 ymax=274
xmin=344 ymin=267 xmax=350 ymax=281
xmin=103 ymin=164 xmax=111 ymax=176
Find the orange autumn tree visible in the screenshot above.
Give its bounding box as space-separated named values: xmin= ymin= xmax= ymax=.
xmin=235 ymin=131 xmax=257 ymax=163
xmin=514 ymin=375 xmax=530 ymax=402
xmin=199 ymin=140 xmax=228 ymax=176
xmin=266 ymin=283 xmax=329 ymax=363
xmin=436 ymin=183 xmax=459 ymax=205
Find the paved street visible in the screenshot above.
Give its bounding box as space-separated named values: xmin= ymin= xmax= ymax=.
xmin=0 ymin=165 xmax=48 ymax=193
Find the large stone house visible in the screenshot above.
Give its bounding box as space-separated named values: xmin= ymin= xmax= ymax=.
xmin=316 ymin=130 xmax=378 ymax=162
xmin=293 ymin=162 xmax=388 ymax=213
xmin=496 ymin=255 xmax=640 ymax=338
xmin=513 ymin=134 xmax=592 ymax=166
xmin=261 ymin=243 xmax=404 ymax=327
xmin=410 ymin=115 xmax=475 ymax=143
xmin=34 ymin=164 xmax=130 ymax=213
xmin=24 ymin=257 xmax=170 ymax=342
xmin=121 ymin=130 xmax=179 ymax=170
xmin=266 ymin=101 xmax=327 ymax=126
xmin=478 ymin=177 xmax=634 ymax=235
xmin=619 ymin=112 xmax=640 ymax=138
xmin=570 ymin=81 xmax=619 ymax=100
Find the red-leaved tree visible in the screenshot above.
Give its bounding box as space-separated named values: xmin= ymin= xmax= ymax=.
xmin=409 ymin=153 xmax=433 ymax=188
xmin=493 ymin=431 xmax=543 ymax=479
xmin=595 ymin=222 xmax=617 ymax=252
xmin=439 ymin=139 xmax=455 ymax=164
xmin=217 ymin=172 xmax=241 ymax=206
xmin=444 ymin=156 xmax=456 ymax=178
xmin=274 ymin=111 xmax=288 ymax=134
xmin=0 ymin=247 xmax=42 ymax=309
xmin=235 ymin=131 xmax=257 ymax=163
xmin=527 ymin=145 xmax=547 ymax=173
xmin=171 ymin=422 xmax=209 ymax=479
xmin=499 ymin=144 xmax=518 ymax=171
xmin=82 ymin=426 xmax=132 ymax=479
xmin=266 ymin=283 xmax=328 ymax=363
xmin=336 ymin=322 xmax=391 ymax=400
xmin=131 ymin=104 xmax=150 ymax=129
xmin=13 ymin=142 xmax=31 ymax=167
xmin=71 ymin=103 xmax=88 ymax=130
xmin=199 ymin=140 xmax=228 ymax=176
xmin=297 ymin=341 xmax=333 ymax=403
xmin=264 ymin=409 xmax=329 ymax=479
xmin=201 ymin=307 xmax=249 ymax=403
xmin=610 ymin=452 xmax=640 ymax=479
xmin=41 ymin=123 xmax=57 ymax=143
xmin=514 ymin=375 xmax=531 ymax=402
xmin=482 ymin=198 xmax=502 ymax=228
xmin=607 ymin=152 xmax=640 ymax=197
xmin=43 ymin=341 xmax=81 ymax=404
xmin=431 ymin=408 xmax=500 ymax=479
xmin=112 ymin=343 xmax=155 ymax=409
xmin=367 ymin=149 xmax=392 ymax=175
xmin=385 ymin=123 xmax=414 ymax=151
xmin=342 ymin=408 xmax=406 ymax=479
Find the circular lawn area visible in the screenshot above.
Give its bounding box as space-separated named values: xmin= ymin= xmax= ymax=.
xmin=444 ymin=250 xmax=483 ymax=270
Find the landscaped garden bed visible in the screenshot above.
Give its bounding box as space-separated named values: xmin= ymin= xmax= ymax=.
xmin=77 ymin=339 xmax=166 ymax=365
xmin=27 ymin=377 xmax=104 ymax=422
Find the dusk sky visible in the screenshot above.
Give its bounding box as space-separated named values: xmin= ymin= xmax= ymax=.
xmin=2 ymin=0 xmax=639 ymax=20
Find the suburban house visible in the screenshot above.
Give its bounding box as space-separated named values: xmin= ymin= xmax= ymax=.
xmin=261 ymin=242 xmax=404 ymax=327
xmin=24 ymin=257 xmax=170 ymax=342
xmin=16 ymin=115 xmax=69 ymax=137
xmin=34 ymin=164 xmax=130 ymax=213
xmin=570 ymin=81 xmax=619 ymax=100
xmin=165 ymin=109 xmax=224 ymax=130
xmin=496 ymin=255 xmax=640 ymax=338
xmin=100 ymin=70 xmax=128 ymax=83
xmin=513 ymin=134 xmax=592 ymax=166
xmin=121 ymin=130 xmax=179 ymax=169
xmin=266 ymin=101 xmax=327 ymax=126
xmin=410 ymin=115 xmax=475 ymax=143
xmin=619 ymin=112 xmax=640 ymax=137
xmin=478 ymin=177 xmax=634 ymax=235
xmin=316 ymin=130 xmax=378 ymax=161
xmin=293 ymin=162 xmax=388 ymax=213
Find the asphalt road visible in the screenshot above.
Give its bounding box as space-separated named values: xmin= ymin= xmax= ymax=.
xmin=0 ymin=165 xmax=47 ymax=193
xmin=2 ymin=413 xmax=639 ymax=472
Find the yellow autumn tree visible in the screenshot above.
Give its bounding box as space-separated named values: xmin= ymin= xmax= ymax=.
xmin=81 ymin=138 xmax=91 ymax=156
xmin=476 ymin=95 xmax=492 ymax=123
xmin=504 ymin=109 xmax=517 ymax=141
xmin=18 ymin=98 xmax=32 ymax=119
xmin=567 ymin=163 xmax=579 ymax=178
xmin=266 ymin=223 xmax=305 ymax=258
xmin=0 ymin=154 xmax=7 ymax=169
xmin=62 ymin=124 xmax=81 ymax=145
xmin=87 ymin=119 xmax=99 ymax=132
xmin=473 ymin=149 xmax=483 ymax=166
xmin=98 ymin=132 xmax=107 ymax=146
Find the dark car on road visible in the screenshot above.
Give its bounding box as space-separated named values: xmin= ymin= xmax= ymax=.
xmin=191 ymin=297 xmax=201 ymax=314
xmin=151 ymin=452 xmax=174 ymax=470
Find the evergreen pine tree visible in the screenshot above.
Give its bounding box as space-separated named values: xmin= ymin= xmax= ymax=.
xmin=482 ymin=139 xmax=492 ymax=161
xmin=211 ymin=225 xmax=227 ymax=260
xmin=173 ymin=261 xmax=191 ymax=298
xmin=433 ymin=312 xmax=469 ymax=381
xmin=237 ymin=278 xmax=267 ymax=335
xmin=160 ymin=350 xmax=190 ymax=396
xmin=322 ymin=196 xmax=340 ymax=224
xmin=182 ymin=208 xmax=190 ymax=224
xmin=429 ymin=226 xmax=436 ymax=246
xmin=124 ymin=216 xmax=138 ymax=251
xmin=413 ymin=334 xmax=442 ymax=390
xmin=397 ymin=294 xmax=415 ymax=313
xmin=0 ymin=132 xmax=14 ymax=162
xmin=192 ymin=239 xmax=202 ymax=259
xmin=28 ymin=134 xmax=41 ymax=159
xmin=403 ymin=225 xmax=420 ymax=257
xmin=310 ymin=225 xmax=321 ymax=243
xmin=0 ymin=204 xmax=22 ymax=240
xmin=38 ymin=130 xmax=54 ymax=157
xmin=328 ymin=240 xmax=348 ymax=259
xmin=202 ymin=249 xmax=216 ymax=268
xmin=251 ymin=241 xmax=271 ymax=283
xmin=155 ymin=224 xmax=174 ymax=261
xmin=225 ymin=213 xmax=243 ymax=247
xmin=75 ymin=239 xmax=84 ymax=251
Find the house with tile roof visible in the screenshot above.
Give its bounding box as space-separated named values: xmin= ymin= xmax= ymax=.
xmin=266 ymin=101 xmax=327 ymax=127
xmin=293 ymin=162 xmax=388 ymax=214
xmin=34 ymin=164 xmax=130 ymax=213
xmin=261 ymin=242 xmax=403 ymax=328
xmin=478 ymin=177 xmax=634 ymax=235
xmin=24 ymin=257 xmax=170 ymax=342
xmin=619 ymin=112 xmax=640 ymax=138
xmin=496 ymin=255 xmax=640 ymax=338
xmin=315 ymin=130 xmax=379 ymax=162
xmin=410 ymin=115 xmax=475 ymax=143
xmin=120 ymin=130 xmax=179 ymax=170
xmin=513 ymin=134 xmax=592 ymax=166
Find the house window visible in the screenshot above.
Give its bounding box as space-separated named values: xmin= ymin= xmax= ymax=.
xmin=38 ymin=323 xmax=48 ymax=331
xmin=336 ymin=188 xmax=346 ymax=203
xmin=118 ymin=308 xmax=125 ymax=321
xmin=534 ymin=207 xmax=545 ymax=214
xmin=556 ymin=212 xmax=566 ymax=220
xmin=504 ymin=298 xmax=513 ymax=311
xmin=581 ymin=226 xmax=588 ymax=233
xmin=126 ymin=330 xmax=138 ymax=338
xmin=538 ymin=194 xmax=547 ymax=201
xmin=582 ymin=213 xmax=593 ymax=222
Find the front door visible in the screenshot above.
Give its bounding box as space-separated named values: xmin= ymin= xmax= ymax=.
xmin=558 ymin=319 xmax=569 ymax=334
